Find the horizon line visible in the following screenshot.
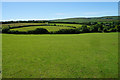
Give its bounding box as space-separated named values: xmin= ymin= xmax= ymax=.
xmin=1 ymin=15 xmax=118 ymax=22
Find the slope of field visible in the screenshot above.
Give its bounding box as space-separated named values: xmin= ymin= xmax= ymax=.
xmin=2 ymin=33 xmax=118 ymax=78
xmin=2 ymin=23 xmax=46 ymax=28
xmin=10 ymin=26 xmax=75 ymax=32
xmin=0 ymin=34 xmax=1 ymax=79
xmin=52 ymin=16 xmax=118 ymax=23
xmin=49 ymin=23 xmax=83 ymax=28
xmin=2 ymin=23 xmax=83 ymax=28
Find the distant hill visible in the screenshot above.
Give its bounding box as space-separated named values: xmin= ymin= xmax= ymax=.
xmin=51 ymin=16 xmax=118 ymax=23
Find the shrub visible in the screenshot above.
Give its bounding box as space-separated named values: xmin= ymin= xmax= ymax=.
xmin=54 ymin=29 xmax=80 ymax=34
xmin=90 ymin=25 xmax=99 ymax=32
xmin=75 ymin=26 xmax=90 ymax=33
xmin=7 ymin=28 xmax=49 ymax=34
xmin=33 ymin=28 xmax=49 ymax=34
xmin=2 ymin=26 xmax=10 ymax=33
xmin=8 ymin=30 xmax=27 ymax=34
xmin=117 ymin=25 xmax=120 ymax=32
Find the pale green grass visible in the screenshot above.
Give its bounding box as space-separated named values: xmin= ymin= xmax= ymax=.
xmin=2 ymin=23 xmax=46 ymax=28
xmin=0 ymin=34 xmax=2 ymax=80
xmin=49 ymin=23 xmax=83 ymax=28
xmin=10 ymin=26 xmax=74 ymax=32
xmin=2 ymin=33 xmax=118 ymax=78
xmin=2 ymin=23 xmax=89 ymax=28
xmin=0 ymin=34 xmax=2 ymax=79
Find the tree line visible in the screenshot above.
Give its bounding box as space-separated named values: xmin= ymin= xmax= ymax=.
xmin=2 ymin=23 xmax=120 ymax=34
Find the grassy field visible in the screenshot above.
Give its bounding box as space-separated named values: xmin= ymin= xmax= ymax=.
xmin=2 ymin=32 xmax=118 ymax=78
xmin=2 ymin=23 xmax=84 ymax=31
xmin=52 ymin=16 xmax=118 ymax=23
xmin=10 ymin=26 xmax=74 ymax=32
xmin=2 ymin=23 xmax=83 ymax=32
xmin=2 ymin=23 xmax=46 ymax=28
xmin=49 ymin=23 xmax=83 ymax=28
xmin=0 ymin=34 xmax=1 ymax=79
xmin=2 ymin=23 xmax=83 ymax=28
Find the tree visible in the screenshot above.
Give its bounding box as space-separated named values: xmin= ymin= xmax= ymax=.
xmin=90 ymin=25 xmax=99 ymax=32
xmin=98 ymin=24 xmax=103 ymax=32
xmin=80 ymin=25 xmax=90 ymax=33
xmin=2 ymin=26 xmax=10 ymax=33
xmin=33 ymin=28 xmax=49 ymax=34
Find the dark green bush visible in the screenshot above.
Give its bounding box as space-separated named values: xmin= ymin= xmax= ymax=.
xmin=7 ymin=28 xmax=49 ymax=34
xmin=8 ymin=30 xmax=27 ymax=34
xmin=54 ymin=29 xmax=80 ymax=34
xmin=32 ymin=28 xmax=49 ymax=34
xmin=2 ymin=26 xmax=10 ymax=33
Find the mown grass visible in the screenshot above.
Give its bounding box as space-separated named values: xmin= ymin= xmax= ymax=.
xmin=10 ymin=26 xmax=74 ymax=32
xmin=0 ymin=34 xmax=1 ymax=79
xmin=2 ymin=33 xmax=118 ymax=78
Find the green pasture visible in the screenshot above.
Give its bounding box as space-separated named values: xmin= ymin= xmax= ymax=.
xmin=2 ymin=23 xmax=85 ymax=28
xmin=53 ymin=16 xmax=118 ymax=23
xmin=2 ymin=23 xmax=46 ymax=28
xmin=2 ymin=33 xmax=118 ymax=78
xmin=10 ymin=26 xmax=74 ymax=32
xmin=0 ymin=34 xmax=1 ymax=79
xmin=49 ymin=23 xmax=83 ymax=28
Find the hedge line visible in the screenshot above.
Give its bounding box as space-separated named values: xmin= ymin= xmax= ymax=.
xmin=2 ymin=25 xmax=120 ymax=34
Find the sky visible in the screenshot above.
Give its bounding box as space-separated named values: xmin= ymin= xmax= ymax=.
xmin=2 ymin=2 xmax=118 ymax=21
xmin=1 ymin=0 xmax=120 ymax=2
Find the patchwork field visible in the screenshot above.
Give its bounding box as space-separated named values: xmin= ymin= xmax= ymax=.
xmin=2 ymin=23 xmax=84 ymax=32
xmin=49 ymin=23 xmax=83 ymax=28
xmin=52 ymin=16 xmax=118 ymax=23
xmin=2 ymin=23 xmax=46 ymax=28
xmin=10 ymin=26 xmax=74 ymax=32
xmin=2 ymin=33 xmax=118 ymax=78
xmin=2 ymin=23 xmax=83 ymax=28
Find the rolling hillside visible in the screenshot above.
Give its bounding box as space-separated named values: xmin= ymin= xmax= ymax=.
xmin=51 ymin=16 xmax=118 ymax=23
